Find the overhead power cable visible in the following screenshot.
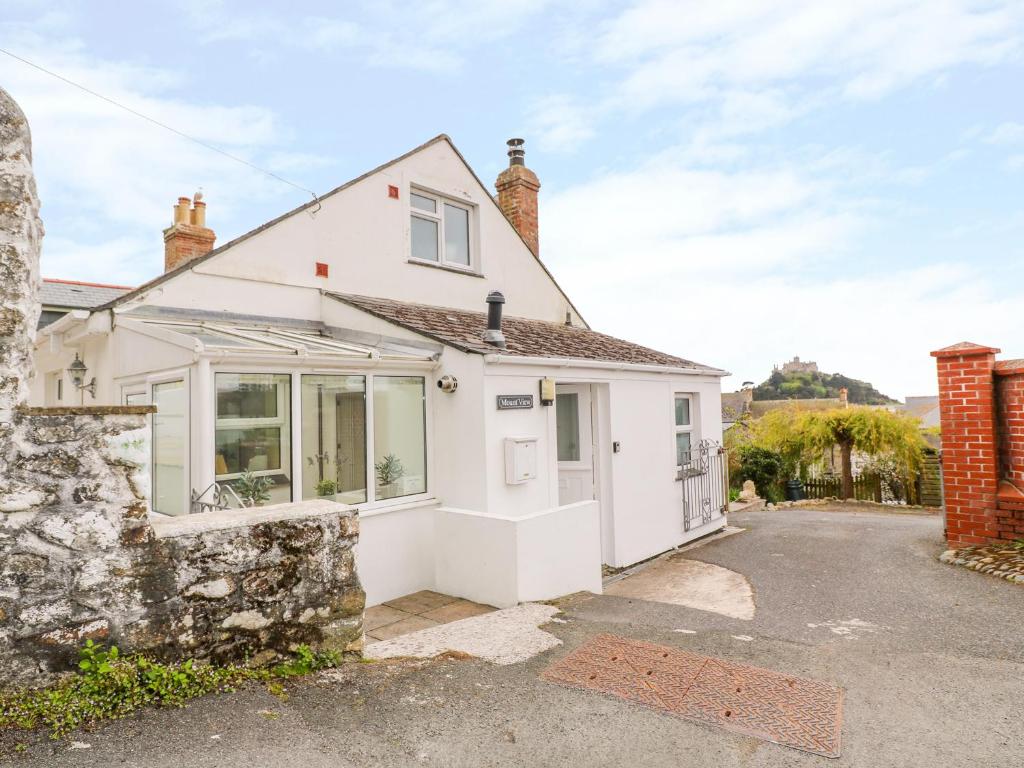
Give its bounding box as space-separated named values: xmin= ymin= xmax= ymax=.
xmin=0 ymin=46 xmax=322 ymax=213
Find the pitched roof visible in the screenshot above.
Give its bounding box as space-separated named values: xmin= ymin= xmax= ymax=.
xmin=329 ymin=293 xmax=722 ymax=371
xmin=40 ymin=278 xmax=134 ymax=309
xmin=92 ymin=134 xmax=586 ymax=327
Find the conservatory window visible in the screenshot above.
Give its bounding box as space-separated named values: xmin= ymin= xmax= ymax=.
xmin=373 ymin=376 xmax=427 ymax=500
xmin=215 ymin=373 xmax=292 ymax=505
xmin=152 ymin=380 xmax=186 ymax=516
xmin=300 ymin=375 xmax=367 ymax=505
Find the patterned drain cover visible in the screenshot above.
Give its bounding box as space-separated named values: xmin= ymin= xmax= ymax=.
xmin=541 ymin=634 xmax=843 ymax=758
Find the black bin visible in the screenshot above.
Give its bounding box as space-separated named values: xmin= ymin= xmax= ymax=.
xmin=785 ymin=479 xmax=805 ymax=501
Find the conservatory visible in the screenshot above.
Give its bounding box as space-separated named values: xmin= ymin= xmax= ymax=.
xmin=97 ymin=310 xmax=441 ymax=518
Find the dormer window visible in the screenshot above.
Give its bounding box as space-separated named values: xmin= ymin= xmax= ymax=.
xmin=410 ymin=190 xmax=472 ymax=269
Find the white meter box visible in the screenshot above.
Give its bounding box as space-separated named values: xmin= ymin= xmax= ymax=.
xmin=504 ymin=436 xmax=538 ymax=485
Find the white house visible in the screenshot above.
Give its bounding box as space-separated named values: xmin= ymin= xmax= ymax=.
xmin=29 ymin=136 xmax=729 ymax=608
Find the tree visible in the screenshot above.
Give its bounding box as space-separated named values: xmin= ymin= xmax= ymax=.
xmin=751 ymin=406 xmax=926 ymax=500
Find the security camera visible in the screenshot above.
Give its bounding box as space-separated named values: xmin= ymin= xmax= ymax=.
xmin=437 ymin=375 xmax=458 ymax=393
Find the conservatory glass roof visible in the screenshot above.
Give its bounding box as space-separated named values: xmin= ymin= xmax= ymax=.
xmin=136 ymin=318 xmax=437 ymax=361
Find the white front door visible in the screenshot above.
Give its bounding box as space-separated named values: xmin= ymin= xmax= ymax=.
xmin=556 ymin=384 xmax=594 ymax=505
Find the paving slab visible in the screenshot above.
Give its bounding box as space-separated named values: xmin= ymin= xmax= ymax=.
xmin=366 ymin=603 xmax=561 ymax=665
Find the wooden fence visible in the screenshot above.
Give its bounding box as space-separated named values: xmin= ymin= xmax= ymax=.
xmin=803 ymin=473 xmax=883 ymax=502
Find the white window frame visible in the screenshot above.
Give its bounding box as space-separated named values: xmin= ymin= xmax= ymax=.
xmin=214 ymin=372 xmax=292 ymax=487
xmin=409 ymin=188 xmax=474 ymax=271
xmin=150 ymin=371 xmax=191 ymax=517
xmin=123 ymin=385 xmax=149 ymax=406
xmin=674 ymin=393 xmax=696 ymax=471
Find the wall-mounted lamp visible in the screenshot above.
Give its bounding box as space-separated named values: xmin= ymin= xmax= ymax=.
xmin=539 ymin=377 xmax=556 ymax=406
xmin=67 ymin=353 xmax=96 ymax=398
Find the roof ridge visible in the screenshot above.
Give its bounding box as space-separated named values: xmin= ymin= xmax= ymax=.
xmin=43 ymin=277 xmax=135 ymax=290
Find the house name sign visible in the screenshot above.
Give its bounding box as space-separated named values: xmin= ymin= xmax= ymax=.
xmin=496 ymin=395 xmax=534 ymax=410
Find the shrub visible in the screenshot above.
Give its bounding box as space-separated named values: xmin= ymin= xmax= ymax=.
xmin=737 ymin=446 xmax=785 ymax=503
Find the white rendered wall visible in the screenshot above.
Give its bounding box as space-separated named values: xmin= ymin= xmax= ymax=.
xmin=433 ymin=501 xmax=602 ymax=609
xmin=479 ymin=360 xmax=725 ymax=569
xmin=514 ymin=500 xmax=602 ymax=602
xmin=138 ymin=139 xmax=583 ymax=327
xmin=357 ymin=503 xmax=438 ymax=607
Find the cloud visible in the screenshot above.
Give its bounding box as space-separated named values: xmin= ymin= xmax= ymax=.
xmin=539 ymin=138 xmax=1022 ymax=397
xmin=182 ymin=0 xmax=552 ymax=72
xmin=0 ymin=28 xmax=318 ymax=281
xmin=985 ymin=122 xmax=1024 ymax=145
xmin=598 ymin=0 xmax=1022 ymax=107
xmin=525 ymin=0 xmax=1024 ymax=152
xmin=527 ymin=95 xmax=598 ymax=153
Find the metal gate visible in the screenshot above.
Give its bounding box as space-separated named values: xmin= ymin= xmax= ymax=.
xmin=679 ymin=440 xmax=729 ymax=533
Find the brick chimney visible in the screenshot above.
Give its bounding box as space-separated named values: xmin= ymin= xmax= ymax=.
xmin=838 ymin=387 xmax=848 ymax=407
xmin=163 ymin=191 xmax=215 ymax=272
xmin=495 ymin=138 xmax=540 ymax=257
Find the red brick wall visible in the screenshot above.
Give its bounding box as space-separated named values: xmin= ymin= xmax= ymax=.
xmin=932 ymin=343 xmax=1024 ymax=547
xmin=495 ymin=164 xmax=541 ymax=257
xmin=995 ymin=367 xmax=1024 ymax=487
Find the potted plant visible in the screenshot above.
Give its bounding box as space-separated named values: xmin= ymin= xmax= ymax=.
xmin=315 ymin=478 xmax=337 ymax=499
xmin=374 ymin=454 xmax=405 ymax=497
xmin=233 ymin=470 xmax=272 ymax=507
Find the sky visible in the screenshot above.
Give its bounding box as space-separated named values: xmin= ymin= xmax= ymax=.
xmin=2 ymin=0 xmax=1023 ymax=399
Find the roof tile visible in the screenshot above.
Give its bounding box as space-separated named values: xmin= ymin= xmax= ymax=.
xmin=331 ymin=293 xmax=720 ymax=370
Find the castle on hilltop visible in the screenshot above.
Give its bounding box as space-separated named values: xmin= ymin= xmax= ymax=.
xmin=775 ymin=356 xmax=819 ymax=374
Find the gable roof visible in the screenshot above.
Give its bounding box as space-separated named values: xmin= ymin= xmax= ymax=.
xmin=40 ymin=278 xmax=134 ymax=309
xmin=329 ymin=293 xmax=722 ymax=371
xmin=92 ymin=134 xmax=586 ymax=326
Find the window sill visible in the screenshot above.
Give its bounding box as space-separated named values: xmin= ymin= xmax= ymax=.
xmin=407 ymin=259 xmax=484 ymax=279
xmin=358 ymin=495 xmax=440 ymax=519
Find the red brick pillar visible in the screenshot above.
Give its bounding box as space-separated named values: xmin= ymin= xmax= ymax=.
xmin=931 ymin=342 xmax=1000 ymax=547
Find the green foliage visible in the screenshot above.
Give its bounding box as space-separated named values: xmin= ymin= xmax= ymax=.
xmin=736 ymin=446 xmax=785 ymax=503
xmin=315 ymin=479 xmax=337 ymax=497
xmin=374 ymin=454 xmax=405 ymax=487
xmin=269 ymin=644 xmax=342 ymax=677
xmin=233 ymin=470 xmax=272 ymax=506
xmin=749 ymin=406 xmax=927 ymax=498
xmin=0 ymin=641 xmax=343 ymax=741
xmin=753 ymin=370 xmax=896 ymax=404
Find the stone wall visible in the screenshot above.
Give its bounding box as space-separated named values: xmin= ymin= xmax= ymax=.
xmin=0 ymin=86 xmax=363 ymax=686
xmin=1 ymin=406 xmax=364 ymax=685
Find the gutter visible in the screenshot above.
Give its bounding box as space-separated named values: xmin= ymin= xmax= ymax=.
xmin=482 ymin=353 xmax=730 ymax=377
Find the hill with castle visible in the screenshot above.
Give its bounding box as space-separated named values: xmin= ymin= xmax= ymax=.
xmin=752 ymin=357 xmax=896 ymax=405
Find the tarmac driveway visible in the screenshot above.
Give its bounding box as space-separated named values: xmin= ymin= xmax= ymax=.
xmin=10 ymin=508 xmax=1023 ymax=767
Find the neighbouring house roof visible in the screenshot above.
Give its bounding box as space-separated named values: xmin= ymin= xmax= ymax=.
xmin=40 ymin=278 xmax=134 ymax=309
xmin=749 ymin=398 xmax=843 ymax=418
xmin=329 ymin=293 xmax=722 ymax=371
xmin=90 ymin=134 xmax=587 ymax=327
xmin=895 ymin=395 xmax=940 ymax=429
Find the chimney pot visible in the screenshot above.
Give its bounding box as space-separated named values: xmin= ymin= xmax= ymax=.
xmin=507 ymin=137 xmax=525 ymax=166
xmin=164 ymin=193 xmax=216 ymax=272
